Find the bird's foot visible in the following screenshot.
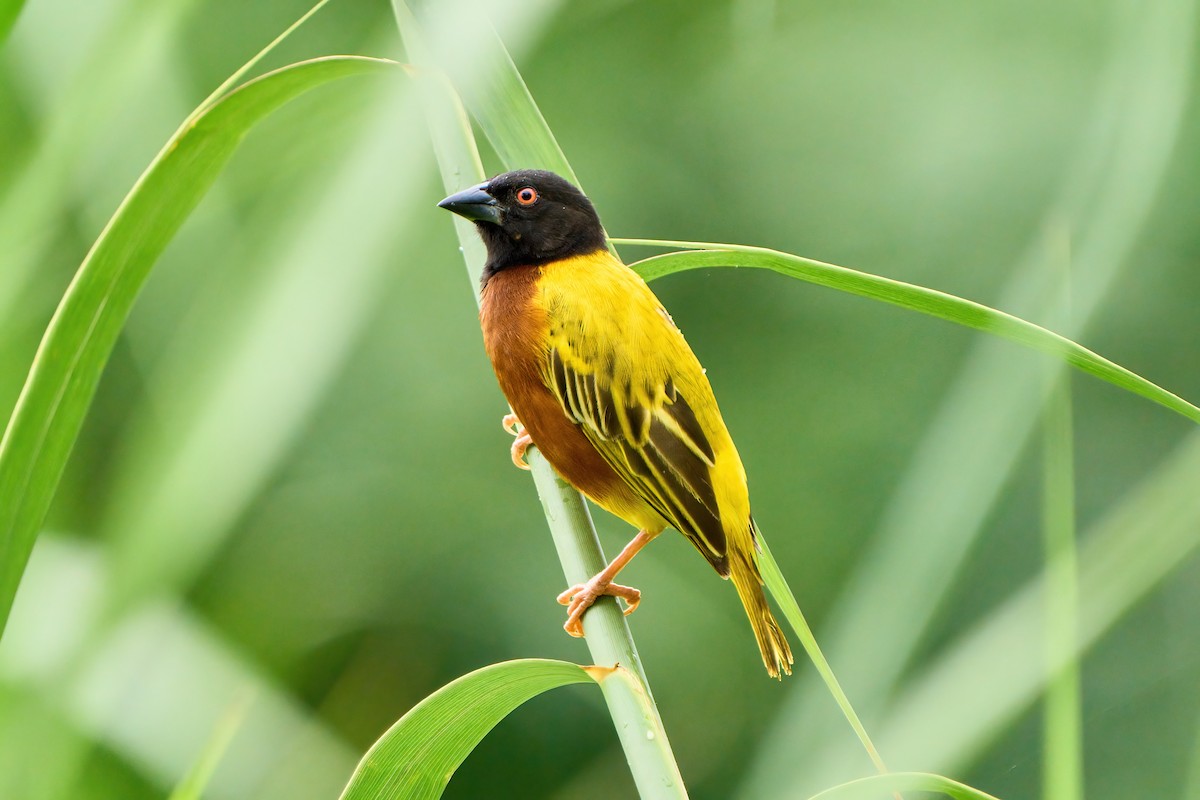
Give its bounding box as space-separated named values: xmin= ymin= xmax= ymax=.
xmin=556 ymin=577 xmax=642 ymax=637
xmin=510 ymin=434 xmax=532 ymax=470
xmin=501 ymin=413 xmax=533 ymax=470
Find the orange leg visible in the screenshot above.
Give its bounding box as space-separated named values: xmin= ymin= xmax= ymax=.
xmin=501 ymin=413 xmax=532 ymax=471
xmin=557 ymin=530 xmax=654 ymax=637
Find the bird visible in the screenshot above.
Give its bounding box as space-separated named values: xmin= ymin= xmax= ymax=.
xmin=438 ymin=169 xmax=793 ymax=678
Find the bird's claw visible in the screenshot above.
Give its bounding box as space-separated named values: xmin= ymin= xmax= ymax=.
xmin=501 ymin=413 xmax=533 ymax=470
xmin=557 ymin=579 xmax=642 ymax=637
xmin=511 ymin=433 xmax=532 ymax=470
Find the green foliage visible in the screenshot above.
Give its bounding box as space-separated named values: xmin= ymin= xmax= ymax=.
xmin=0 ymin=54 xmax=394 ymax=636
xmin=755 ymin=535 xmax=888 ymax=776
xmin=393 ymin=5 xmax=688 ymax=794
xmin=167 ymin=693 xmax=251 ymax=800
xmin=623 ymin=241 xmax=1200 ymax=426
xmin=339 ymin=659 xmax=595 ymax=800
xmin=0 ymin=0 xmax=22 ymax=46
xmin=808 ymin=772 xmax=1001 ymax=800
xmin=1040 ymin=377 xmax=1082 ymax=800
xmin=2 ymin=1 xmax=1199 ymax=799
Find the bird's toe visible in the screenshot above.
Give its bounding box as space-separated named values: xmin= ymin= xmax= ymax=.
xmin=510 ymin=434 xmax=533 ymax=470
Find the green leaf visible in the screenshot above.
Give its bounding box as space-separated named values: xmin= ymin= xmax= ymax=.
xmin=862 ymin=431 xmax=1200 ymax=775
xmin=618 ymin=240 xmax=1200 ymax=426
xmin=401 ymin=1 xmax=576 ymax=183
xmin=0 ymin=54 xmax=397 ymax=639
xmin=0 ymin=0 xmax=23 ymax=46
xmin=427 ymin=14 xmax=878 ymax=787
xmin=392 ymin=6 xmax=687 ymax=797
xmin=416 ymin=8 xmax=622 ymax=257
xmin=807 ymin=772 xmax=1002 ymax=800
xmin=755 ymin=535 xmax=889 ymax=777
xmin=457 ymin=28 xmax=578 ymax=183
xmin=338 ymin=659 xmax=596 ymax=800
xmin=167 ymin=692 xmax=252 ymax=800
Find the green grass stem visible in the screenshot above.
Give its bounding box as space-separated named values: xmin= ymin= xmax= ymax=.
xmin=393 ymin=3 xmax=688 ymax=796
xmin=1041 ymin=233 xmax=1082 ymax=800
xmin=167 ymin=691 xmax=252 ymax=800
xmin=1041 ymin=374 xmax=1083 ymax=800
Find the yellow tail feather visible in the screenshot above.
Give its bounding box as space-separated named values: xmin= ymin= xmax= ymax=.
xmin=729 ymin=548 xmax=794 ymax=679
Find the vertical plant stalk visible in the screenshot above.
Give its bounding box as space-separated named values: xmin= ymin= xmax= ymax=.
xmin=392 ymin=4 xmax=687 ymax=796
xmin=1041 ymin=231 xmax=1083 ymax=800
xmin=1041 ymin=374 xmax=1082 ymax=800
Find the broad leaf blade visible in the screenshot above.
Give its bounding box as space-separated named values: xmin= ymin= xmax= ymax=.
xmin=0 ymin=55 xmax=397 ymax=638
xmin=339 ymin=659 xmax=596 ymax=800
xmin=807 ymin=772 xmax=1001 ymax=800
xmin=620 ymin=241 xmax=1200 ymax=426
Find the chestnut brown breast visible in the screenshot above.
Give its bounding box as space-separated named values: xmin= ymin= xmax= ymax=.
xmin=479 ymin=265 xmax=626 ymax=505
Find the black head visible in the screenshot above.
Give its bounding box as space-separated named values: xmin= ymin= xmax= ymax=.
xmin=437 ymin=170 xmax=607 ymax=283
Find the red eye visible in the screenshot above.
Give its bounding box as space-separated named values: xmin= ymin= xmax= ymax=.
xmin=516 ymin=187 xmax=538 ymax=205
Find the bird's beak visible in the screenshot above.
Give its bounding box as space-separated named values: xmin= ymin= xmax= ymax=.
xmin=437 ymin=182 xmax=501 ymax=224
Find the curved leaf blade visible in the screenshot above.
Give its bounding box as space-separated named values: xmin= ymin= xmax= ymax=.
xmin=753 ymin=533 xmax=888 ymax=777
xmin=0 ymin=55 xmax=399 ymax=638
xmin=0 ymin=0 xmax=23 ymax=46
xmin=339 ymin=659 xmax=596 ymax=800
xmin=807 ymin=772 xmax=1001 ymax=800
xmin=618 ymin=240 xmax=1200 ymax=426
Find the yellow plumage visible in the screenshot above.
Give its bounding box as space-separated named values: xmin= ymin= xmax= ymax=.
xmin=531 ymin=251 xmax=793 ymax=677
xmin=443 ymin=168 xmax=792 ymax=677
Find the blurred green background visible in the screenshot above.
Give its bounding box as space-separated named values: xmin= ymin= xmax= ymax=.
xmin=2 ymin=0 xmax=1200 ymax=797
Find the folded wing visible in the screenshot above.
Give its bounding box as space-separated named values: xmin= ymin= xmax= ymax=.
xmin=544 ymin=318 xmax=731 ymax=576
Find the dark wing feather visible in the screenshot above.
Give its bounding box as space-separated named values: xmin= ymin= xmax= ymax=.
xmin=545 ymin=338 xmax=728 ymax=570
